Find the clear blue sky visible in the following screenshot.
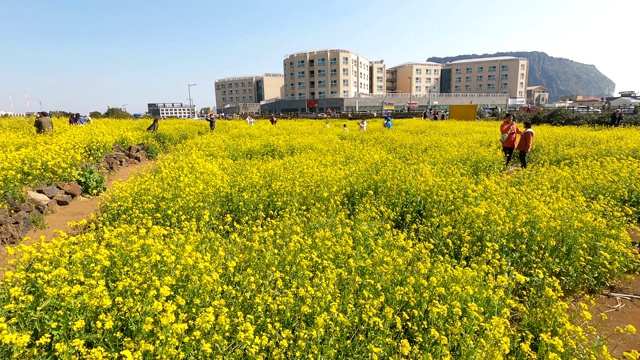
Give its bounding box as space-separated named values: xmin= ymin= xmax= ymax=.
xmin=1 ymin=0 xmax=637 ymax=114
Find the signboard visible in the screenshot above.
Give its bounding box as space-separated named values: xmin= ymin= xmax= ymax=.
xmin=383 ymin=101 xmax=395 ymax=110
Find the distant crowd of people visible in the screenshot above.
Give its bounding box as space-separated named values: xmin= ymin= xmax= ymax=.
xmin=68 ymin=113 xmax=92 ymax=125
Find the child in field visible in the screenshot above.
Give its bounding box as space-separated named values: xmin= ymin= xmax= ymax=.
xmin=500 ymin=113 xmax=522 ymax=167
xmin=516 ymin=120 xmax=535 ymax=168
xmin=383 ymin=116 xmax=392 ymax=129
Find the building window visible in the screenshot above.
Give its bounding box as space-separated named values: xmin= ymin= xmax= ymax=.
xmin=309 ymin=70 xmax=314 ymax=78
xmin=500 ymin=83 xmax=508 ymax=89
xmin=520 ymin=73 xmax=525 ymax=80
xmin=317 ymin=58 xmax=326 ymax=66
xmin=289 ymin=61 xmax=293 ymax=68
xmin=454 ymin=85 xmax=461 ymax=91
xmin=242 ymin=96 xmax=246 ymax=101
xmin=220 ymin=84 xmax=225 ymax=89
xmin=500 ymin=74 xmax=508 ymax=80
xmin=477 ymin=67 xmax=483 ymax=73
xmin=416 ymin=69 xmax=422 ymax=75
xmin=488 ymin=66 xmax=496 ymax=72
xmin=298 ymin=82 xmax=306 ymax=89
xmin=235 ymin=90 xmax=239 ymax=94
xmin=298 ymin=93 xmax=306 ymax=99
xmin=455 ymin=69 xmax=462 ymax=74
xmin=222 ymin=97 xmax=226 ymax=102
xmin=318 ymin=69 xmax=326 ymax=77
xmin=297 ymin=60 xmax=305 ymax=67
xmin=375 ymin=76 xmax=382 ymax=83
xmin=415 ymin=85 xmax=421 ymax=92
xmin=487 ymin=84 xmax=496 ymax=90
xmin=465 ymin=85 xmax=471 ymax=91
xmin=342 ymin=69 xmax=348 ymax=76
xmin=310 ymin=92 xmax=315 ymax=98
xmin=377 ymin=67 xmax=383 ymax=74
xmin=249 ymin=96 xmax=253 ymax=100
xmin=519 ymin=82 xmax=524 ymax=89
xmin=518 ymin=91 xmax=523 ymax=97
xmin=235 ymin=83 xmax=239 ymax=88
xmin=331 ymin=79 xmax=337 ymax=87
xmin=342 ymin=57 xmax=348 ymax=65
xmin=455 ymin=77 xmax=461 ymax=83
xmin=465 ymin=76 xmax=472 ymax=82
xmin=331 ymin=90 xmax=338 ymax=97
xmin=241 ymin=82 xmax=246 ymax=87
xmin=343 ymin=90 xmax=349 ymax=97
xmin=426 ymin=69 xmax=432 ymax=75
xmin=476 ymin=84 xmax=482 ymax=91
xmin=290 ymin=83 xmax=294 ymax=89
xmin=413 ymin=77 xmax=420 ymax=84
xmin=242 ymin=89 xmax=246 ymax=94
xmin=343 ymin=79 xmax=348 ymax=86
xmin=310 ymin=81 xmax=315 ymax=88
xmin=318 ymin=80 xmax=326 ymax=88
xmin=316 ymin=91 xmax=324 ymax=98
xmin=434 ymin=69 xmax=439 ymax=75
xmin=376 ymin=85 xmax=383 ymax=91
xmin=501 ymin=65 xmax=509 ymax=71
xmin=248 ymin=89 xmax=253 ymax=94
xmin=476 ymin=76 xmax=483 ymax=82
xmin=298 ymin=71 xmax=305 ymax=78
xmin=520 ymin=64 xmax=526 ymax=70
xmin=426 ymin=77 xmax=432 ymax=83
xmin=330 ymin=69 xmax=337 ymax=76
xmin=488 ymin=75 xmax=496 ymax=81
xmin=222 ymin=90 xmax=226 ymax=95
xmin=466 ymin=67 xmax=472 ymax=73
xmin=248 ymin=81 xmax=252 ymax=86
xmin=330 ymin=58 xmax=337 ymax=65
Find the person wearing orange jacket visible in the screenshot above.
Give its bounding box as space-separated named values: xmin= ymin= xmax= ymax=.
xmin=500 ymin=113 xmax=522 ymax=166
xmin=516 ymin=120 xmax=535 ymax=169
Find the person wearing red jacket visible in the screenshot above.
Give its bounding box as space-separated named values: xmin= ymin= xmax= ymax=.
xmin=500 ymin=113 xmax=522 ymax=166
xmin=516 ymin=120 xmax=535 ymax=169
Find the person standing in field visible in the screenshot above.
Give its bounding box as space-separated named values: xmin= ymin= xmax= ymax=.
xmin=147 ymin=118 xmax=159 ymax=132
xmin=383 ymin=115 xmax=392 ymax=130
xmin=358 ymin=119 xmax=367 ymax=131
xmin=34 ymin=111 xmax=53 ymax=134
xmin=205 ymin=113 xmax=216 ymax=131
xmin=246 ymin=114 xmax=254 ymax=125
xmin=500 ymin=113 xmax=522 ymax=167
xmin=609 ymin=109 xmax=623 ymax=127
xmin=516 ymin=120 xmax=535 ymax=169
xmin=270 ymin=115 xmax=277 ymax=126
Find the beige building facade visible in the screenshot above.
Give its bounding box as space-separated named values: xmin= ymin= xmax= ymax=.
xmin=387 ymin=62 xmax=443 ymax=96
xmin=214 ymin=73 xmax=284 ymax=111
xmin=283 ymin=49 xmax=382 ymax=100
xmin=526 ymin=85 xmax=548 ymax=106
xmin=442 ymin=56 xmax=528 ymax=99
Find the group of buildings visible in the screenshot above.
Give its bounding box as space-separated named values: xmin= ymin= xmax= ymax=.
xmin=146 ymin=48 xmax=542 ymax=118
xmin=208 ymin=49 xmax=537 ymax=116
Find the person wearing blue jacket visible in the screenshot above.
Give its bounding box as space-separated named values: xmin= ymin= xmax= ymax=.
xmin=383 ymin=115 xmax=392 ymax=129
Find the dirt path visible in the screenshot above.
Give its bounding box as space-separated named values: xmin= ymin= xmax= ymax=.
xmin=590 ymin=228 xmax=640 ymax=358
xmin=0 ymin=160 xmax=154 ymax=280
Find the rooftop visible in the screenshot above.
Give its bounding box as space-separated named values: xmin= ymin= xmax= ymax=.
xmin=388 ymin=61 xmax=442 ymax=70
xmin=447 ymin=56 xmax=525 ymax=64
xmin=284 ymin=48 xmax=369 ymax=60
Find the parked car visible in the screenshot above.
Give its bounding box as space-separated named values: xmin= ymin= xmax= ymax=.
xmin=574 ymin=106 xmax=601 ymax=113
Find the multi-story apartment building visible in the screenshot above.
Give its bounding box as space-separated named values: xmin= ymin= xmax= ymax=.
xmin=386 ymin=62 xmax=443 ymax=96
xmin=147 ymin=103 xmax=195 ymax=119
xmin=440 ymin=56 xmax=528 ymax=99
xmin=283 ymin=49 xmax=382 ymax=100
xmin=214 ymin=73 xmax=284 ymax=110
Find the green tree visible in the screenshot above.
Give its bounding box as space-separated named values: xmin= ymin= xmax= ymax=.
xmin=104 ymin=107 xmax=132 ymax=119
xmin=89 ymin=111 xmax=103 ymax=119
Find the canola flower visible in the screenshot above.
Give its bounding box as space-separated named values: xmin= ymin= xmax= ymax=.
xmin=0 ymin=117 xmax=208 ymax=202
xmin=1 ymin=119 xmax=639 ymax=359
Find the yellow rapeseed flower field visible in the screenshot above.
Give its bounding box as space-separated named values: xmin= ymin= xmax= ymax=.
xmin=1 ymin=118 xmax=639 ymax=359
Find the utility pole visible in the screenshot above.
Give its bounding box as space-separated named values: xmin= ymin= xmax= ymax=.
xmin=188 ymin=84 xmax=197 ymax=117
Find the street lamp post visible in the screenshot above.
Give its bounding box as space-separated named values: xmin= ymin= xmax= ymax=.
xmin=188 ymin=84 xmax=197 ymax=117
xmin=408 ymin=76 xmax=412 ymax=114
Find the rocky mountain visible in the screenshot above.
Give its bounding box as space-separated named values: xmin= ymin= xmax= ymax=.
xmin=427 ymin=51 xmax=615 ymax=102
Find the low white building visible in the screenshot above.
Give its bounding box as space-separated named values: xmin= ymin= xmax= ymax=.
xmin=147 ymin=103 xmax=196 ymax=119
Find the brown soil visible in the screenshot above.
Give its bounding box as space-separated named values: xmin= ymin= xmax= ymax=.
xmin=588 ymin=227 xmax=640 ymax=358
xmin=0 ymin=160 xmax=154 ymax=281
